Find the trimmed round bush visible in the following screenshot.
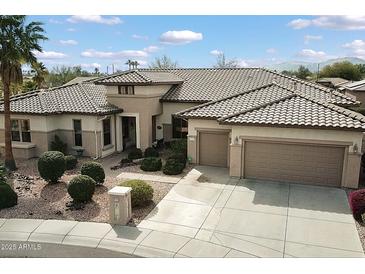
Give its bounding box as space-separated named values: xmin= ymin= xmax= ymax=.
xmin=81 ymin=162 xmax=105 ymax=185
xmin=38 ymin=151 xmax=66 ymax=183
xmin=144 ymin=147 xmax=159 ymax=158
xmin=163 ymin=159 xmax=185 ymax=175
xmin=140 ymin=157 xmax=162 ymax=172
xmin=118 ymin=179 xmax=153 ymax=207
xmin=168 ymin=152 xmax=187 ymax=166
xmin=67 ymin=175 xmax=96 ymax=203
xmin=349 ymin=189 xmax=365 ymax=221
xmin=0 ymin=182 xmax=18 ymax=209
xmin=65 ymin=155 xmax=78 ymax=170
xmin=128 ymin=148 xmax=143 ymax=160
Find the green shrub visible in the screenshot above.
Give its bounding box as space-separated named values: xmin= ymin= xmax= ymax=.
xmin=170 ymin=139 xmax=187 ymax=155
xmin=168 ymin=152 xmax=187 ymax=166
xmin=38 ymin=151 xmax=66 ymax=183
xmin=65 ymin=155 xmax=78 ymax=170
xmin=118 ymin=179 xmax=153 ymax=207
xmin=144 ymin=147 xmax=159 ymax=158
xmin=67 ymin=175 xmax=96 ymax=203
xmin=50 ymin=135 xmax=67 ymax=154
xmin=140 ymin=157 xmax=162 ymax=172
xmin=0 ymin=181 xmax=18 ymax=209
xmin=80 ymin=162 xmax=105 ymax=185
xmin=163 ymin=159 xmax=185 ymax=175
xmin=128 ymin=148 xmax=143 ymax=160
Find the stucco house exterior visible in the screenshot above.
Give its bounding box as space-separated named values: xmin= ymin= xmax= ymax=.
xmin=1 ymin=68 xmax=364 ymax=188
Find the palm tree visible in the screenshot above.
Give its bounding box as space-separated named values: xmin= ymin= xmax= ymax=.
xmin=31 ymin=61 xmax=48 ymax=89
xmin=0 ymin=16 xmax=47 ymax=170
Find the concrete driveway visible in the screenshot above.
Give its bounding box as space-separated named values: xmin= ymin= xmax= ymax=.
xmin=138 ymin=166 xmax=364 ymax=257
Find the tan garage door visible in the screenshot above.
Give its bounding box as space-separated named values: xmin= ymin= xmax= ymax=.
xmin=199 ymin=131 xmax=229 ymax=167
xmin=244 ymin=141 xmax=345 ymax=186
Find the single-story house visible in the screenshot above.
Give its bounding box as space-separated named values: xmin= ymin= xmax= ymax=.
xmin=0 ymin=68 xmax=364 ymax=188
xmin=339 ymin=79 xmax=365 ymax=107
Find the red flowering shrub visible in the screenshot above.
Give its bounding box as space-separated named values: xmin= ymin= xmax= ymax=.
xmin=349 ymin=189 xmax=365 ymax=221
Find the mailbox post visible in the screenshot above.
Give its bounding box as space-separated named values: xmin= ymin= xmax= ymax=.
xmin=108 ymin=186 xmax=132 ymax=225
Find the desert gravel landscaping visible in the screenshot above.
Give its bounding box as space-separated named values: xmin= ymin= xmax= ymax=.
xmin=0 ymin=156 xmax=175 ymax=225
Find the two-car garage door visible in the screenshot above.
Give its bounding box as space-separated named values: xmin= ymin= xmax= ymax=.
xmin=244 ymin=141 xmax=345 ymax=187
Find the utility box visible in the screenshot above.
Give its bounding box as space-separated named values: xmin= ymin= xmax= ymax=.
xmin=108 ymin=186 xmax=132 ymax=225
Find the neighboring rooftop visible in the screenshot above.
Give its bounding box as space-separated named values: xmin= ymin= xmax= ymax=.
xmin=343 ymin=79 xmax=365 ymax=91
xmin=177 ymin=83 xmax=365 ymax=131
xmin=64 ymin=76 xmax=99 ymax=85
xmin=316 ymin=77 xmax=350 ymax=88
xmin=95 ymin=70 xmax=184 ymax=85
xmin=0 ymin=83 xmax=122 ymax=115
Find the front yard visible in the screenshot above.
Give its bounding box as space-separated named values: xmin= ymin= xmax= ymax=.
xmin=0 ymin=154 xmax=189 ymax=225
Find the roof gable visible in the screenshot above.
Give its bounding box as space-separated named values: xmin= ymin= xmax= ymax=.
xmin=95 ymin=70 xmax=184 ymax=85
xmin=177 ymin=82 xmax=365 ymax=131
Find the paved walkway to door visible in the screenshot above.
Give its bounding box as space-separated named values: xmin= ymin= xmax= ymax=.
xmin=137 ymin=166 xmax=364 ymax=257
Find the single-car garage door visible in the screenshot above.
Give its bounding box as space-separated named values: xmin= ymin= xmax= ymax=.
xmin=199 ymin=131 xmax=229 ymax=167
xmin=244 ymin=141 xmax=345 ymax=186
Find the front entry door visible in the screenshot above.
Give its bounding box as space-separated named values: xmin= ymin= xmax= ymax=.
xmin=122 ymin=116 xmax=137 ymax=150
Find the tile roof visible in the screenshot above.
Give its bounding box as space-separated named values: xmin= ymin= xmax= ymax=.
xmin=135 ymin=68 xmax=358 ymax=106
xmin=176 ymin=84 xmax=293 ymax=119
xmin=177 ymin=83 xmax=365 ymax=131
xmin=0 ymin=83 xmax=122 ymax=115
xmin=95 ymin=70 xmax=184 ymax=85
xmin=343 ymin=79 xmax=365 ymax=90
xmin=65 ymin=76 xmax=99 ymax=85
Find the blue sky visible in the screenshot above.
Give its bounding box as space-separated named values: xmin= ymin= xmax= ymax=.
xmin=27 ymin=15 xmax=365 ymax=72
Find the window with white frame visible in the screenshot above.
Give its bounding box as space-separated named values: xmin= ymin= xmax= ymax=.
xmin=118 ymin=85 xmax=134 ymax=95
xmin=11 ymin=119 xmax=31 ymax=142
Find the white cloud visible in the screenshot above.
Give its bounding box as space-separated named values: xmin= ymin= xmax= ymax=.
xmin=132 ymin=34 xmax=149 ymax=40
xmin=266 ymin=48 xmax=277 ymax=54
xmin=59 ymin=39 xmax=78 ymax=46
xmin=296 ymin=49 xmax=328 ymax=60
xmin=81 ymin=49 xmax=148 ymax=58
xmin=80 ymin=63 xmax=101 ymax=69
xmin=235 ymin=59 xmax=248 ymax=67
xmin=143 ymin=45 xmax=160 ymax=53
xmin=33 ymin=50 xmax=67 ymax=59
xmin=288 ymin=19 xmax=312 ymax=29
xmin=67 ymin=15 xmax=122 ymax=25
xmin=342 ymin=39 xmax=365 ymax=59
xmin=67 ymin=28 xmax=76 ymax=32
xmin=160 ymin=30 xmax=203 ymax=45
xmin=288 ymin=16 xmax=365 ymax=30
xmin=49 ymin=18 xmax=62 ymax=24
xmin=210 ymin=49 xmax=223 ymax=56
xmin=304 ymin=35 xmax=323 ymax=44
